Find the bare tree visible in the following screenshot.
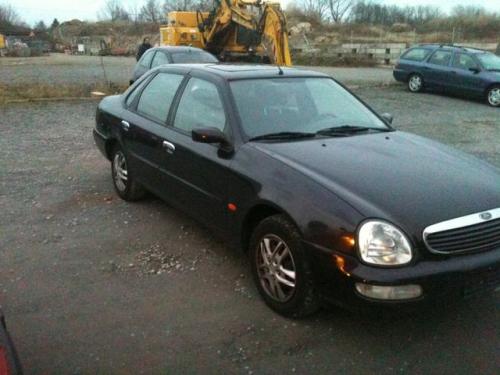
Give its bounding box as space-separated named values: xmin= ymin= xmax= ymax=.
xmin=0 ymin=4 xmax=21 ymax=26
xmin=328 ymin=0 xmax=353 ymax=23
xmin=297 ymin=0 xmax=329 ymax=21
xmin=162 ymin=0 xmax=212 ymax=12
xmin=140 ymin=0 xmax=162 ymax=23
xmin=100 ymin=0 xmax=130 ymax=21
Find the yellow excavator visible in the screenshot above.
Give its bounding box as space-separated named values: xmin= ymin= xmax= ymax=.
xmin=160 ymin=0 xmax=292 ymax=66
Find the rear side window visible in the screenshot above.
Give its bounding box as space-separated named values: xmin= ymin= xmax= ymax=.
xmin=171 ymin=51 xmax=218 ymax=64
xmin=137 ymin=73 xmax=184 ymax=123
xmin=428 ymin=50 xmax=453 ymax=66
xmin=139 ymin=50 xmax=154 ymax=68
xmin=125 ymin=82 xmax=143 ymax=107
xmin=151 ymin=51 xmax=170 ymax=68
xmin=173 ymin=78 xmax=226 ymax=133
xmin=401 ymin=48 xmax=431 ymax=62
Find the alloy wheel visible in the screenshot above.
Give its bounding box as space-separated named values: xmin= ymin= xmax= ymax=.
xmin=488 ymin=88 xmax=500 ymax=107
xmin=113 ymin=151 xmax=128 ymax=192
xmin=256 ymin=234 xmax=296 ymax=302
xmin=409 ymin=75 xmax=422 ymax=92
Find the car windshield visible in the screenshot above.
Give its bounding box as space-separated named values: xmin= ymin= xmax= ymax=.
xmin=477 ymin=53 xmax=500 ymax=71
xmin=171 ymin=51 xmax=218 ymax=64
xmin=230 ymin=77 xmax=389 ymax=139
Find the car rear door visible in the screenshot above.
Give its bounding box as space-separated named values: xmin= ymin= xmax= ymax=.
xmin=449 ymin=52 xmax=484 ymax=96
xmin=423 ymin=49 xmax=453 ymax=88
xmin=120 ymin=71 xmax=185 ymax=190
xmin=154 ymin=74 xmax=233 ymax=231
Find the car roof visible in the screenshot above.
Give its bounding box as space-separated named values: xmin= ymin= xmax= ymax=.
xmin=414 ymin=44 xmax=488 ymax=54
xmin=150 ymin=46 xmax=210 ymax=54
xmin=159 ymin=63 xmax=329 ymax=80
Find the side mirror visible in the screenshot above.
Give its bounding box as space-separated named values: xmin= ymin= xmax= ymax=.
xmin=192 ymin=127 xmax=233 ymax=153
xmin=469 ymin=67 xmax=480 ymax=74
xmin=380 ymin=113 xmax=394 ymax=125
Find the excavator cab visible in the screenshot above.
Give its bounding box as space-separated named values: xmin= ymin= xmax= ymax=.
xmin=159 ymin=0 xmax=292 ymax=66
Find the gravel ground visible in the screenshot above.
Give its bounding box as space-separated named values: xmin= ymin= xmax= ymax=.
xmin=0 ymin=85 xmax=498 ymax=374
xmin=0 ymin=54 xmax=394 ymax=87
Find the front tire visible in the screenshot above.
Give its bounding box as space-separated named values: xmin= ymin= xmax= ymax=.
xmin=408 ymin=73 xmax=424 ymax=93
xmin=486 ymin=85 xmax=500 ymax=107
xmin=111 ymin=145 xmax=145 ymax=201
xmin=249 ymin=215 xmax=320 ymax=318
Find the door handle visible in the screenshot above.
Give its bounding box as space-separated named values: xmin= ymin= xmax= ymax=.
xmin=121 ymin=120 xmax=130 ymax=131
xmin=162 ymin=140 xmax=176 ymax=154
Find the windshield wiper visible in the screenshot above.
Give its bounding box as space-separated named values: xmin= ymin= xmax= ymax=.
xmin=488 ymin=68 xmax=500 ymax=72
xmin=249 ymin=131 xmax=316 ymax=141
xmin=316 ymin=125 xmax=392 ymax=136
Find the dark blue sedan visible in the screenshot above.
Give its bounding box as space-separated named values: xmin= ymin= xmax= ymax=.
xmin=394 ymin=44 xmax=500 ymax=107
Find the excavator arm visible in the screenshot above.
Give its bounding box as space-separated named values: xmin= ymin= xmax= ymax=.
xmin=175 ymin=0 xmax=292 ymax=66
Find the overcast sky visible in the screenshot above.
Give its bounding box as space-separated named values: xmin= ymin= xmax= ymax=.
xmin=5 ymin=0 xmax=500 ymax=26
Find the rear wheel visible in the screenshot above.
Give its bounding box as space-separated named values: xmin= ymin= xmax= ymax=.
xmin=111 ymin=145 xmax=145 ymax=201
xmin=249 ymin=215 xmax=320 ymax=318
xmin=486 ymin=85 xmax=500 ymax=107
xmin=408 ymin=74 xmax=424 ymax=93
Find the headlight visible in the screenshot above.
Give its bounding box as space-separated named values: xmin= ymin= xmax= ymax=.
xmin=357 ymin=220 xmax=412 ymax=266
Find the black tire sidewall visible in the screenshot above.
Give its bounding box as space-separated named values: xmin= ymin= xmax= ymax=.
xmin=249 ymin=215 xmax=318 ymax=318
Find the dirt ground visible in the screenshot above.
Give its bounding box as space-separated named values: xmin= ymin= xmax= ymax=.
xmin=0 ymin=57 xmax=499 ymax=374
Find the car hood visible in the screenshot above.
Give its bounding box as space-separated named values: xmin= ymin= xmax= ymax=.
xmin=252 ymin=131 xmax=500 ymax=240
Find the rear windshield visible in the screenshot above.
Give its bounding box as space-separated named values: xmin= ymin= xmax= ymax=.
xmin=401 ymin=48 xmax=432 ymax=62
xmin=171 ymin=51 xmax=218 ymax=64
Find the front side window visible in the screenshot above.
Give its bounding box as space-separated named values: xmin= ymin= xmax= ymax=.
xmin=139 ymin=50 xmax=155 ymax=68
xmin=173 ymin=78 xmax=226 ymax=133
xmin=230 ymin=78 xmax=388 ymax=139
xmin=151 ymin=51 xmax=170 ymax=68
xmin=428 ymin=50 xmax=452 ymax=66
xmin=452 ymin=53 xmax=479 ymax=70
xmin=402 ymin=48 xmax=432 ymax=62
xmin=136 ymin=73 xmax=184 ymax=123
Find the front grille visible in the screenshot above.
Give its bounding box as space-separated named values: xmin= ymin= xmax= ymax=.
xmin=463 ymin=267 xmax=500 ymax=299
xmin=423 ymin=208 xmax=500 ymax=254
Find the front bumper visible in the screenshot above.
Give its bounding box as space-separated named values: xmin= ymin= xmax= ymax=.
xmin=305 ymin=242 xmax=500 ymax=309
xmin=393 ymin=69 xmax=407 ymax=83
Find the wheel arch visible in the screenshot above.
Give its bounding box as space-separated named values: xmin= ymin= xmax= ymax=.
xmin=484 ymin=82 xmax=500 ymax=96
xmin=407 ymin=71 xmax=423 ymax=81
xmin=240 ymin=202 xmax=299 ymax=253
xmin=105 ymin=138 xmax=119 ymax=161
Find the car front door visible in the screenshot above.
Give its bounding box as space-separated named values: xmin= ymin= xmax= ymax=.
xmin=156 ymin=75 xmax=233 ymax=231
xmin=423 ymin=49 xmax=453 ymax=89
xmin=450 ymin=52 xmax=484 ymax=96
xmin=120 ymin=71 xmax=185 ymax=191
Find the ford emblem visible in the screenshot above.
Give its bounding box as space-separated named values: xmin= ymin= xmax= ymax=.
xmin=479 ymin=212 xmax=493 ymax=221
